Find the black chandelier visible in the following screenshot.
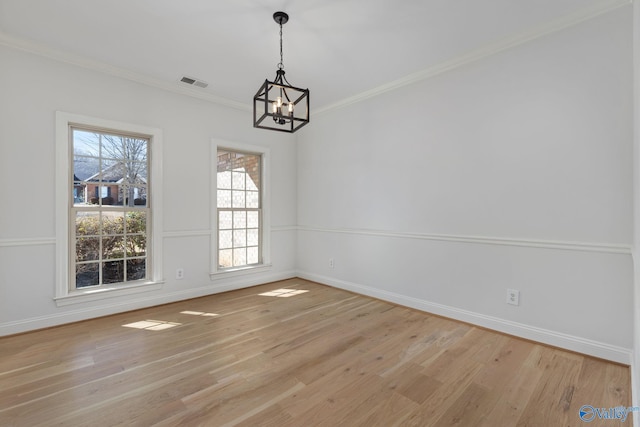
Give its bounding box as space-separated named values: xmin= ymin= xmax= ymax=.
xmin=253 ymin=11 xmax=310 ymax=133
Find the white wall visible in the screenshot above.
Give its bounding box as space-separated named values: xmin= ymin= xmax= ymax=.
xmin=0 ymin=44 xmax=298 ymax=334
xmin=297 ymin=7 xmax=634 ymax=363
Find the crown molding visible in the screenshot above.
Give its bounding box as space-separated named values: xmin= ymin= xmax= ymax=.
xmin=315 ymin=0 xmax=632 ymax=115
xmin=0 ymin=31 xmax=250 ymax=112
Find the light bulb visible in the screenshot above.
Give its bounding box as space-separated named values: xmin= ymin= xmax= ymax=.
xmin=288 ymin=102 xmax=294 ymax=113
xmin=276 ymin=96 xmax=283 ymax=108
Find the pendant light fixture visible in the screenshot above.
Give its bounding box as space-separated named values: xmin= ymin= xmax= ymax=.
xmin=253 ymin=11 xmax=310 ymax=133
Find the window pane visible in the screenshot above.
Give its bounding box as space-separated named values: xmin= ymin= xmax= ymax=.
xmin=117 ymin=184 xmax=127 ymax=206
xmin=217 ymin=171 xmax=231 ymax=189
xmin=100 ymin=161 xmax=125 ymax=184
xmin=233 ymin=248 xmax=246 ymax=267
xmin=100 ymin=186 xmax=116 ymax=205
xmin=232 ymin=191 xmax=245 ymax=208
xmin=73 ymin=155 xmax=100 ymax=182
xmin=232 ymin=171 xmax=246 ymax=190
xmin=219 ymin=211 xmax=232 ymax=229
xmin=126 ymin=160 xmax=147 ymax=182
xmin=127 ymin=259 xmax=146 ymax=281
xmin=247 ymin=229 xmax=259 ymax=246
xmin=87 ymin=184 xmax=99 ymax=205
xmin=247 ymin=211 xmax=259 ymax=228
xmin=233 ymin=211 xmax=246 ymax=229
xmin=102 ymin=212 xmax=124 ymax=235
xmin=76 ymin=212 xmax=100 ymax=236
xmin=76 ymin=237 xmax=100 ymax=262
xmin=218 ymin=190 xmax=231 ymax=208
xmin=246 ymin=191 xmax=259 ymax=208
xmin=244 ymin=154 xmax=260 ymax=190
xmin=126 ymin=137 xmax=147 ymax=160
xmin=73 ymin=130 xmax=100 ymax=157
xmin=103 ymin=235 xmax=125 ymax=260
xmin=217 ymin=151 xmax=232 ymax=173
xmin=219 ymin=230 xmax=233 ymax=249
xmin=103 ymin=261 xmax=124 ymax=284
xmin=131 ymin=185 xmax=148 ymax=206
xmin=126 ymin=234 xmax=146 ymax=257
xmin=129 ymin=162 xmax=147 ymax=184
xmin=219 ymin=249 xmax=233 ymax=268
xmin=72 ymin=180 xmax=87 ymax=206
xmin=101 ymin=134 xmax=135 ymax=162
xmin=126 ymin=211 xmax=146 ymax=234
xmin=94 ymin=159 xmax=123 ymax=206
xmin=247 ymin=174 xmax=260 ymax=191
xmin=233 ymin=230 xmax=246 ymax=247
xmin=247 ymin=247 xmax=259 ymax=264
xmin=76 ymin=263 xmax=99 ymax=288
xmin=121 ymin=184 xmax=131 ymax=202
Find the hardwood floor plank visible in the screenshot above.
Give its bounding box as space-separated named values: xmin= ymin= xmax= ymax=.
xmin=477 ymin=365 xmax=543 ymax=427
xmin=347 ymin=390 xmax=419 ymax=426
xmin=233 ymin=403 xmax=295 ymax=427
xmin=516 ymin=350 xmax=583 ymax=426
xmin=289 ymin=372 xmax=385 ymax=426
xmin=434 ymin=382 xmax=494 ymax=426
xmin=472 ymin=337 xmax=536 ymax=390
xmin=0 ymin=279 xmax=631 ymax=427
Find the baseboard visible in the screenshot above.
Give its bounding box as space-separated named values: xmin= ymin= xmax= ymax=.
xmin=297 ymin=271 xmax=633 ymax=365
xmin=0 ymin=270 xmax=297 ymax=337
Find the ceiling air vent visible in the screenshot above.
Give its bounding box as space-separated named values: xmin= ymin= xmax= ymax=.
xmin=179 ymin=76 xmax=208 ymax=88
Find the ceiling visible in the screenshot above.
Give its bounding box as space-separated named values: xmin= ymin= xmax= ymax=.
xmin=0 ymin=0 xmax=628 ymax=112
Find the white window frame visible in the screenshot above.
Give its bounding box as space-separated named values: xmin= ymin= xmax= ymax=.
xmin=55 ymin=112 xmax=163 ymax=305
xmin=210 ymin=139 xmax=271 ymax=278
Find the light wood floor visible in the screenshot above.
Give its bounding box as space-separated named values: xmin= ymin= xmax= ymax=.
xmin=0 ymin=279 xmax=631 ymax=426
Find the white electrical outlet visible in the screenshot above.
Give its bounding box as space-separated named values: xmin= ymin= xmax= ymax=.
xmin=176 ymin=268 xmax=184 ymax=280
xmin=507 ymin=289 xmax=520 ymax=306
xmin=329 ymin=258 xmax=335 ymax=269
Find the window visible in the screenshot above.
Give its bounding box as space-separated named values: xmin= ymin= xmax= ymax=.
xmin=211 ymin=140 xmax=270 ymax=276
xmin=56 ymin=112 xmax=163 ymax=304
xmin=72 ymin=127 xmax=149 ymax=288
xmin=217 ymin=149 xmax=261 ymax=268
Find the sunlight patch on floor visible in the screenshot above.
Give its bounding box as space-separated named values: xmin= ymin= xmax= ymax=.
xmin=122 ymin=320 xmax=182 ymax=331
xmin=180 ymin=311 xmax=219 ymax=317
xmin=258 ymin=288 xmax=309 ymax=298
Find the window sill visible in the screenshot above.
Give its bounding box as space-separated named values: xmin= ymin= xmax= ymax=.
xmin=209 ymin=264 xmax=272 ymax=281
xmin=54 ymin=281 xmax=164 ymax=307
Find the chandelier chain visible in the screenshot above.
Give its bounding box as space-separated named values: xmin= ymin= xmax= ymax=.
xmin=278 ymin=22 xmax=284 ymax=70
